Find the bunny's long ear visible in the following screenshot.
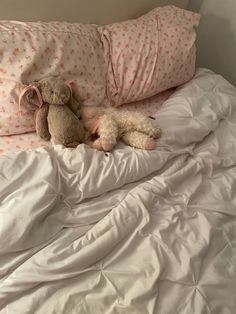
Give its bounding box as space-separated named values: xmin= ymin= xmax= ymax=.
xmin=19 ymin=82 xmax=44 ymax=114
xmin=25 ymin=81 xmax=42 ymax=107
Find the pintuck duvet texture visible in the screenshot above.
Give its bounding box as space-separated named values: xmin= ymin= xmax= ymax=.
xmin=0 ymin=69 xmax=236 ymax=313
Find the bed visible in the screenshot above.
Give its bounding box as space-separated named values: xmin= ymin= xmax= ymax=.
xmin=1 ymin=1 xmax=236 ymax=314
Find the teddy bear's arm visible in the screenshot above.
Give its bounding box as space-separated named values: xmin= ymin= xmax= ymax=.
xmin=35 ymin=105 xmax=51 ymax=141
xmin=97 ymin=114 xmax=119 ymax=151
xmin=68 ymin=97 xmax=82 ymax=119
xmin=121 ymin=131 xmax=156 ymax=150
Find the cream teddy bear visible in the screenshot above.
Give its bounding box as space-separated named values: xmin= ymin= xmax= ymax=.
xmin=81 ymin=106 xmax=161 ymax=151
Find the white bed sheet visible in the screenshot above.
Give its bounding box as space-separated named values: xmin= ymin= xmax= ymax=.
xmin=1 ymin=68 xmax=236 ymax=313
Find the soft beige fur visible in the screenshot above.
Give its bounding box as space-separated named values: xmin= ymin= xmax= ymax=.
xmin=25 ymin=76 xmax=85 ymax=148
xmin=82 ymin=106 xmax=161 ymax=151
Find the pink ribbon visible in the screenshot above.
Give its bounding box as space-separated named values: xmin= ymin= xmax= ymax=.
xmin=18 ymin=84 xmax=43 ymax=115
xmin=90 ymin=115 xmax=103 ymax=135
xmin=65 ymin=80 xmax=74 ymax=96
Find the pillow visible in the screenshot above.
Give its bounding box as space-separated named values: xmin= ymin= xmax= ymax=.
xmin=98 ymin=5 xmax=200 ymax=107
xmin=0 ymin=21 xmax=106 ymax=136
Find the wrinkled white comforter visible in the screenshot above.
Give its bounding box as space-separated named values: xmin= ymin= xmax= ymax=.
xmin=1 ymin=69 xmax=236 ymax=314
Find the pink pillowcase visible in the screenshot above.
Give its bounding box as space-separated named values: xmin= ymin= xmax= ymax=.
xmin=0 ymin=6 xmax=200 ymax=136
xmin=0 ymin=21 xmax=106 ymax=135
xmin=98 ymin=5 xmax=200 ymax=106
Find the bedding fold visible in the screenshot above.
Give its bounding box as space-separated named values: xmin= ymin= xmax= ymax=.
xmin=1 ymin=68 xmax=236 ymax=313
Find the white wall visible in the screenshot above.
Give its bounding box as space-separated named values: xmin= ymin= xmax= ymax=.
xmin=0 ymin=0 xmax=188 ymax=23
xmin=189 ymin=0 xmax=236 ymax=86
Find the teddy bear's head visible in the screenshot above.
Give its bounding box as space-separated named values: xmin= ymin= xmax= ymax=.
xmin=26 ymin=76 xmax=71 ymax=107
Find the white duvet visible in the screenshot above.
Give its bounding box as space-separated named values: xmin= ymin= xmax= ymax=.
xmin=1 ymin=69 xmax=236 ymax=314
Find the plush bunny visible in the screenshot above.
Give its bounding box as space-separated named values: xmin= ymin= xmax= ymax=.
xmin=81 ymin=106 xmax=161 ymax=151
xmin=22 ymin=76 xmax=85 ymax=148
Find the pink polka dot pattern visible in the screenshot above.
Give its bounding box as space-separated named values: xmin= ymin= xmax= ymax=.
xmin=0 ymin=21 xmax=106 ymax=136
xmin=119 ymin=88 xmax=175 ymax=116
xmin=0 ymin=132 xmax=49 ymax=156
xmin=98 ymin=5 xmax=200 ymax=107
xmin=0 ymin=7 xmax=199 ymax=137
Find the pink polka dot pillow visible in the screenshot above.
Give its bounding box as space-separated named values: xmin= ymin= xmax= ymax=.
xmin=98 ymin=5 xmax=200 ymax=107
xmin=0 ymin=21 xmax=106 ymax=136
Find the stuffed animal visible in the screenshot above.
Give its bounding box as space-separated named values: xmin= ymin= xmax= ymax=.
xmin=81 ymin=106 xmax=161 ymax=151
xmin=22 ymin=76 xmax=85 ymax=148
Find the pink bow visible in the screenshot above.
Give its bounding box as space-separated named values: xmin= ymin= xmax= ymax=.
xmin=18 ymin=84 xmax=43 ymax=115
xmin=65 ymin=80 xmax=74 ymax=95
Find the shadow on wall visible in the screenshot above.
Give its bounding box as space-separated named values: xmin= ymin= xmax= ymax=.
xmin=187 ymin=0 xmax=203 ymax=13
xmin=196 ymin=13 xmax=236 ymax=87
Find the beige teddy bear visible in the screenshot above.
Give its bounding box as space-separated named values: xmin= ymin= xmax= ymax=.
xmin=23 ymin=76 xmax=85 ymax=147
xmin=81 ymin=106 xmax=161 ymax=151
